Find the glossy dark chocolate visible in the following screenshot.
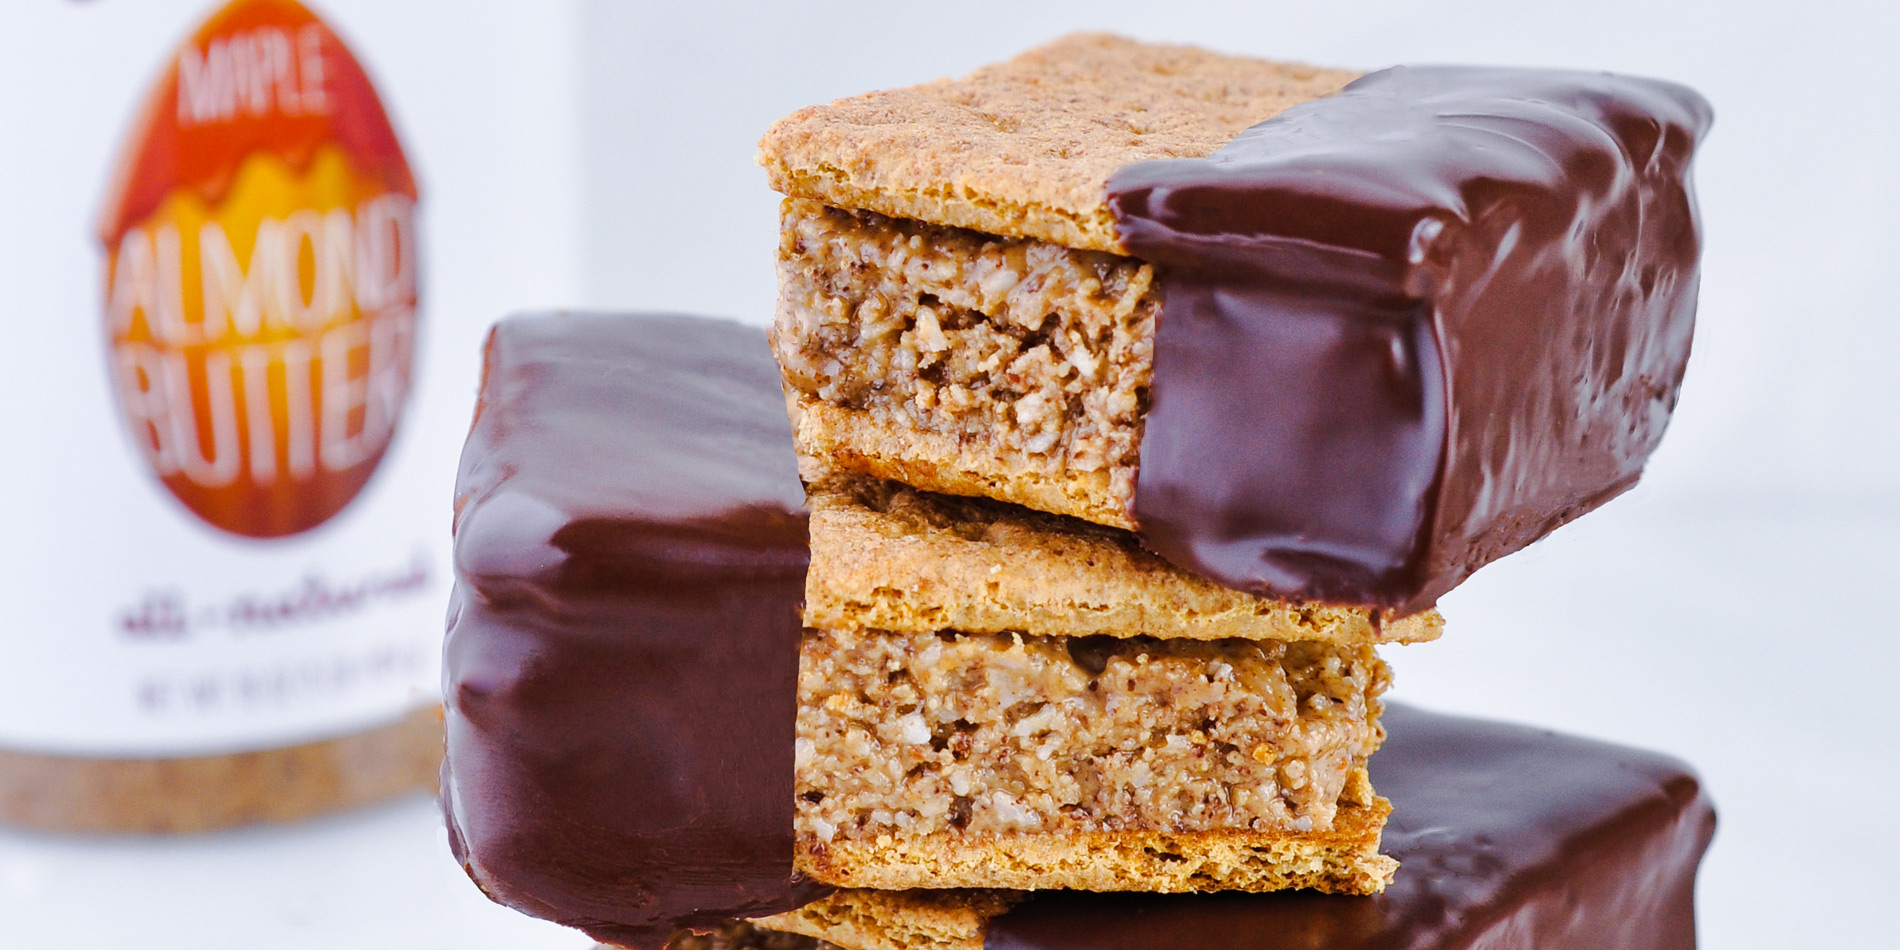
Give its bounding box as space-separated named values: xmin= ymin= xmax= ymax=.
xmin=1112 ymin=67 xmax=1712 ymax=613
xmin=986 ymin=703 xmax=1717 ymax=950
xmin=442 ymin=313 xmax=825 ymax=948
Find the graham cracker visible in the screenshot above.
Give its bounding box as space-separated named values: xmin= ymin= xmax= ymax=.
xmin=758 ymin=33 xmax=1358 ymax=254
xmin=806 ymin=477 xmax=1441 ymax=644
xmin=752 ymin=889 xmax=1016 ymax=950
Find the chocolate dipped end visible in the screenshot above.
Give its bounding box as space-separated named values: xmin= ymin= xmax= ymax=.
xmin=442 ymin=313 xmax=826 ymax=947
xmin=1113 ymin=67 xmax=1712 ymax=612
xmin=987 ymin=703 xmax=1717 ymax=950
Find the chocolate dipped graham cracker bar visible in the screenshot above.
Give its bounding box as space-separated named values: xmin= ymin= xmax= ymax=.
xmin=746 ymin=703 xmax=1716 ymax=950
xmin=445 ymin=314 xmax=1405 ymax=945
xmin=760 ymin=34 xmax=1712 ymax=612
xmin=614 ymin=703 xmax=1715 ymax=950
xmin=444 ymin=313 xmax=822 ymax=947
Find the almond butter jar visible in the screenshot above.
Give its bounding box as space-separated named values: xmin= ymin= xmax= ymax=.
xmin=0 ymin=0 xmax=444 ymax=833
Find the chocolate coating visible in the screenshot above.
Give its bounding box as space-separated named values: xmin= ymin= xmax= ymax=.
xmin=1111 ymin=67 xmax=1712 ymax=612
xmin=441 ymin=313 xmax=825 ymax=948
xmin=986 ymin=703 xmax=1717 ymax=950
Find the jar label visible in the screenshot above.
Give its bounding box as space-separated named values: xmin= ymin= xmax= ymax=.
xmin=100 ymin=0 xmax=418 ymax=538
xmin=0 ymin=0 xmax=441 ymax=757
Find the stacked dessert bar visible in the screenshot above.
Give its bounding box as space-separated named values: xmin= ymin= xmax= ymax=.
xmin=755 ymin=28 xmax=1707 ymax=909
xmin=444 ymin=313 xmax=1713 ymax=950
xmin=763 ymin=37 xmax=1468 ymax=899
xmin=441 ymin=33 xmax=1716 ymax=950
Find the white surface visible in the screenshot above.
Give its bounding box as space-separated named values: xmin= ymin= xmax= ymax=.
xmin=1405 ymin=492 xmax=1900 ymax=948
xmin=0 ymin=795 xmax=592 ymax=950
xmin=0 ymin=0 xmax=1895 ymax=947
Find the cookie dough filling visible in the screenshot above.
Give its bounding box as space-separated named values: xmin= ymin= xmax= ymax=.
xmin=776 ymin=199 xmax=1156 ymax=527
xmin=794 ymin=625 xmax=1393 ymax=894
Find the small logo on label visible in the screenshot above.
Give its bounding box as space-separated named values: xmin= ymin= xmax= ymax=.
xmin=98 ymin=0 xmax=419 ymax=538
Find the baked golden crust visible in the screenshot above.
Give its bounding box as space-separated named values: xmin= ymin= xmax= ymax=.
xmin=751 ymin=889 xmax=1015 ymax=950
xmin=759 ymin=33 xmax=1358 ymax=253
xmin=665 ymin=921 xmax=843 ymax=950
xmin=807 ymin=477 xmax=1441 ymax=645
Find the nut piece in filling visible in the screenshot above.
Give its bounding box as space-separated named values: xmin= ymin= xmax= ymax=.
xmin=793 ymin=626 xmax=1395 ymax=894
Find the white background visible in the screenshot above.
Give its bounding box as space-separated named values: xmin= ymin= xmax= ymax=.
xmin=1 ymin=0 xmax=1896 ymax=947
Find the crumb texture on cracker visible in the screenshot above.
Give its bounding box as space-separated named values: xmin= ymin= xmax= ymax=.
xmin=666 ymin=921 xmax=837 ymax=950
xmin=759 ymin=33 xmax=1359 ymax=252
xmin=796 ymin=801 xmax=1396 ymax=895
xmin=807 ymin=477 xmax=1441 ymax=645
xmin=751 ymin=889 xmax=1015 ymax=950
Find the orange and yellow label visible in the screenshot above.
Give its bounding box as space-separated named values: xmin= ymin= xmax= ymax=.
xmin=99 ymin=0 xmax=418 ymax=538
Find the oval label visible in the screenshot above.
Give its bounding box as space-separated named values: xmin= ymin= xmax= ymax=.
xmin=99 ymin=0 xmax=419 ymax=539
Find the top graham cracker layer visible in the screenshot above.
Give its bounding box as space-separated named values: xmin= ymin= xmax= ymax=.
xmin=757 ymin=33 xmax=1360 ymax=254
